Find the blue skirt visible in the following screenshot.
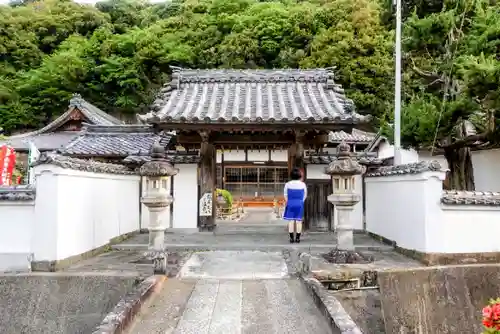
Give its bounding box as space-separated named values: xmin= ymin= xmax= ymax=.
xmin=283 ymin=200 xmax=304 ymax=221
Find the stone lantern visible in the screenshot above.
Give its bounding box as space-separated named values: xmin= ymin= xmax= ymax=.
xmin=325 ymin=141 xmax=365 ymax=251
xmin=139 ymin=143 xmax=178 ymax=274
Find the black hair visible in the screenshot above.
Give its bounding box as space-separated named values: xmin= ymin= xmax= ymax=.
xmin=290 ymin=167 xmax=302 ymax=181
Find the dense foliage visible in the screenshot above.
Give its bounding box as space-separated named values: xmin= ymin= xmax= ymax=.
xmin=2 ymin=0 xmax=500 ymax=189
xmin=0 ymin=0 xmax=394 ymax=132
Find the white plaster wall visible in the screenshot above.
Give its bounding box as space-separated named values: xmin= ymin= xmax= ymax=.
xmin=247 ymin=150 xmax=268 ymax=162
xmin=470 ymin=149 xmax=500 ymax=191
xmin=217 ymin=150 xmax=245 ymax=162
xmin=31 ymin=165 xmax=140 ymax=262
xmin=417 ymin=149 xmax=500 ymax=191
xmin=306 ymin=165 xmax=329 ymax=180
xmin=271 ymin=150 xmax=287 ymax=162
xmin=0 ymin=202 xmax=34 ymax=254
xmin=306 ymin=164 xmax=363 ymax=230
xmin=173 ymin=164 xmax=198 ymax=229
xmin=365 ymin=169 xmax=500 ymax=254
xmin=377 ymin=141 xmax=419 ymax=163
xmin=216 ymin=149 xmax=287 ymax=162
xmin=365 ymin=171 xmax=445 ymax=252
xmin=439 ymin=205 xmax=500 ymax=253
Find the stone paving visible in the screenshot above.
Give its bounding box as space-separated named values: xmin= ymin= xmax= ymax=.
xmin=114 ymin=208 xmax=390 ymax=252
xmin=126 ymin=251 xmax=332 ymax=334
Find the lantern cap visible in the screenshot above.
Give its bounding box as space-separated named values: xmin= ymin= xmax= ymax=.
xmin=139 ymin=144 xmax=178 ymax=177
xmin=324 ymin=141 xmax=365 ymax=176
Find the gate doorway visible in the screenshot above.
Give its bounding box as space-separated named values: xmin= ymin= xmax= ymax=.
xmin=304 ymin=179 xmax=333 ymax=231
xmin=221 ymin=165 xmax=288 ymax=205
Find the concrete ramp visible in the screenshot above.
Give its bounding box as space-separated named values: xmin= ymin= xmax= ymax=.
xmin=378 ymin=264 xmax=500 ymax=334
xmin=0 ymin=272 xmax=139 ymax=334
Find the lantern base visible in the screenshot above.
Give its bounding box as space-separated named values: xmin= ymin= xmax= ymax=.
xmin=322 ymin=248 xmax=374 ymax=264
xmin=145 ymin=250 xmax=168 ymax=275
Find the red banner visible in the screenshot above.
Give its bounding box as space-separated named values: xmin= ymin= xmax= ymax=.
xmin=0 ymin=145 xmax=16 ymax=186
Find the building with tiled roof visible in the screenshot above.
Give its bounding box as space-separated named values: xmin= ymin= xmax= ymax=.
xmin=1 ymin=94 xmax=124 ymax=153
xmin=133 ymin=67 xmax=379 ymax=230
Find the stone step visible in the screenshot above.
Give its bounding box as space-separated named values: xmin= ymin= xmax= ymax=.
xmin=214 ymin=225 xmax=288 ymax=235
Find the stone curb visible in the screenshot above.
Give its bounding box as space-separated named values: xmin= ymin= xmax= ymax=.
xmin=301 ymin=276 xmax=363 ymax=334
xmin=92 ymin=275 xmax=166 ymax=334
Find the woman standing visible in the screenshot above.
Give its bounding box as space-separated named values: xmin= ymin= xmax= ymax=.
xmin=283 ymin=167 xmax=307 ymax=243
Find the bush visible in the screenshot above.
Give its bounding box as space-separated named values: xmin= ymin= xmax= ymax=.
xmin=216 ymin=188 xmax=233 ymax=207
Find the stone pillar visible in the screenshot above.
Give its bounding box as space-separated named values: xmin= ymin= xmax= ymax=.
xmin=139 ymin=144 xmax=178 ymax=274
xmin=325 ymin=141 xmax=364 ymax=251
xmin=199 ymin=131 xmax=216 ymax=231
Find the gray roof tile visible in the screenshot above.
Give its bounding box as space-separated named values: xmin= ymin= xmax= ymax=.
xmin=304 ymin=152 xmax=381 ymax=165
xmin=2 ymin=94 xmax=123 ymax=151
xmin=329 ymin=129 xmax=375 ymax=143
xmin=60 ymin=124 xmax=172 ymax=157
xmin=138 ymin=68 xmax=370 ymax=124
xmin=123 ymin=153 xmax=200 ymax=165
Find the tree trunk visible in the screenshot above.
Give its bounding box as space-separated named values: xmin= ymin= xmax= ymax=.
xmin=443 ymin=147 xmax=475 ymax=191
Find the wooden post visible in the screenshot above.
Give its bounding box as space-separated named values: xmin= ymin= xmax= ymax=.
xmin=199 ymin=131 xmax=216 ymax=231
xmin=288 ymin=130 xmax=305 ymax=172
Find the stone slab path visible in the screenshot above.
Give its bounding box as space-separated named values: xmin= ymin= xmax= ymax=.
xmin=126 ymin=251 xmax=332 ymax=334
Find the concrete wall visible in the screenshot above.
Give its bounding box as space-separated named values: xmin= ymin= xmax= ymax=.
xmin=306 ymin=164 xmax=363 ymax=230
xmin=0 ymin=273 xmax=138 ymax=333
xmin=365 ymin=165 xmax=500 ymax=254
xmin=378 ymin=264 xmax=500 ymax=334
xmin=0 ymin=163 xmax=141 ymax=270
xmin=173 ymin=163 xmax=198 ymax=229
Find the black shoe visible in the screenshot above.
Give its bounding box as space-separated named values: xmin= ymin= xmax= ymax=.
xmin=295 ymin=233 xmax=301 ymax=243
xmin=289 ymin=233 xmax=295 ymax=243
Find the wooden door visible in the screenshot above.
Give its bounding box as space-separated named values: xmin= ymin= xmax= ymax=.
xmin=304 ymin=179 xmax=333 ymax=231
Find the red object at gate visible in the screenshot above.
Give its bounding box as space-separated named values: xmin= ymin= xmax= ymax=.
xmin=0 ymin=145 xmax=16 ymax=186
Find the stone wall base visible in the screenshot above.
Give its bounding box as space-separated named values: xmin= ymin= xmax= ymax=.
xmin=31 ymin=231 xmax=140 ymax=272
xmin=367 ymin=231 xmax=500 ymax=266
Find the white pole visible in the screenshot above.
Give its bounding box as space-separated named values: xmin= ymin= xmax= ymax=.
xmin=393 ymin=0 xmax=402 ymax=165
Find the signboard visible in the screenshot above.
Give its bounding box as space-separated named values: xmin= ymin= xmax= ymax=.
xmin=199 ymin=192 xmax=213 ymax=217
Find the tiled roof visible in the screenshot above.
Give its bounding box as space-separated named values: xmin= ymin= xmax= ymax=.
xmin=304 ymin=152 xmax=382 ymax=165
xmin=1 ymin=94 xmax=123 ymax=151
xmin=441 ymin=190 xmax=500 ymax=206
xmin=67 ymin=94 xmax=123 ymax=126
xmin=123 ymin=152 xmax=200 ymax=165
xmin=60 ymin=124 xmax=172 ymax=157
xmin=329 ymin=129 xmax=375 ymax=143
xmin=138 ymin=68 xmax=370 ymax=124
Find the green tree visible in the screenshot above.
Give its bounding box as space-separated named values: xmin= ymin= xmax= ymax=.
xmin=398 ymin=0 xmax=500 ymax=190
